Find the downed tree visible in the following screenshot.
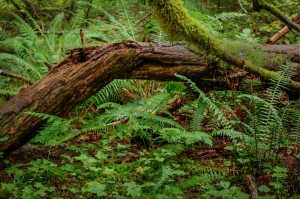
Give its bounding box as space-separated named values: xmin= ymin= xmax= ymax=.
xmin=150 ymin=0 xmax=300 ymax=95
xmin=0 ymin=41 xmax=300 ymax=156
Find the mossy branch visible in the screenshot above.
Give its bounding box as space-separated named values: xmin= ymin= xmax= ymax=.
xmin=252 ymin=0 xmax=300 ymax=32
xmin=150 ymin=0 xmax=300 ymax=93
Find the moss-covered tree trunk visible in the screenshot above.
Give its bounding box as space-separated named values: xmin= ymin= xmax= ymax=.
xmin=150 ymin=0 xmax=300 ymax=92
xmin=0 ymin=41 xmax=299 ymax=156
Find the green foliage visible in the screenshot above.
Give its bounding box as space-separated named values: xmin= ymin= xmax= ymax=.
xmin=190 ymin=11 xmax=246 ymax=34
xmin=0 ymin=0 xmax=150 ymax=101
xmin=157 ymin=128 xmax=212 ymax=146
xmin=0 ymin=10 xmax=87 ymax=96
xmin=1 ymin=0 xmax=299 ymax=198
xmin=123 ymin=181 xmax=142 ymax=197
xmin=1 ymin=182 xmax=55 ymax=199
xmin=26 ymin=112 xmax=76 ymax=146
xmin=82 ymin=181 xmax=107 ymax=197
xmin=235 ymin=63 xmax=298 ymax=160
xmin=151 ymin=0 xmax=221 ymax=54
xmin=221 ymin=39 xmax=265 ymax=67
xmin=81 ymin=79 xmax=134 ymax=108
xmin=78 ymin=0 xmax=147 ymax=42
xmin=269 ymin=166 xmax=289 ymax=198
xmin=175 ymin=74 xmax=228 ymax=124
xmin=0 ymin=136 xmax=9 ymax=142
xmin=82 ymin=92 xmax=185 ymax=144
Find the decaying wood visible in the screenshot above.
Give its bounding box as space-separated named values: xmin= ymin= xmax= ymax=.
xmin=263 ymin=44 xmax=300 ymax=64
xmin=0 ymin=41 xmax=300 ymax=156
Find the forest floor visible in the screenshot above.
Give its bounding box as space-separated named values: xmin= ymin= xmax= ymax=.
xmin=0 ymin=132 xmax=299 ymax=198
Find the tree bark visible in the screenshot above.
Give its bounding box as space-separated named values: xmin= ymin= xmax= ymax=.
xmin=0 ymin=41 xmax=299 ymax=156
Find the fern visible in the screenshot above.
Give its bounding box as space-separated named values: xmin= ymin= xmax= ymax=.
xmin=181 ymin=171 xmax=229 ymax=188
xmin=25 ymin=112 xmax=77 ymax=146
xmin=282 ymin=100 xmax=300 ymax=144
xmin=0 ymin=9 xmax=93 ymax=96
xmin=0 ymin=88 xmax=19 ymax=96
xmin=81 ymin=86 xmax=214 ymax=148
xmin=154 ymin=166 xmax=185 ymax=192
xmin=120 ymin=0 xmax=135 ymax=40
xmin=0 ymin=29 xmax=11 ymax=40
xmin=81 ymin=80 xmax=133 ymax=108
xmin=143 ymin=21 xmax=168 ymax=42
xmin=175 ymin=74 xmax=228 ymax=123
xmin=0 ymin=14 xmax=50 ymax=81
xmin=259 ymin=63 xmax=295 ymax=149
xmin=189 ymin=11 xmax=246 ymax=33
xmin=12 ymin=14 xmax=38 ymax=39
xmin=79 ymin=2 xmax=137 ymax=41
xmin=48 ymin=12 xmax=65 ymax=53
xmin=211 ymin=129 xmax=252 ymax=142
xmin=239 ymin=78 xmax=263 ymax=94
xmin=238 ymin=94 xmax=284 ymax=152
xmin=189 ymin=11 xmax=223 ymax=32
xmin=0 ymin=53 xmax=43 ymax=80
xmin=233 ymin=62 xmax=299 ymax=160
xmin=82 ymin=92 xmax=179 ymax=133
xmin=157 ymin=128 xmax=212 ymax=146
xmin=215 ymin=12 xmax=246 ymax=21
xmin=190 ymin=100 xmax=206 ymax=131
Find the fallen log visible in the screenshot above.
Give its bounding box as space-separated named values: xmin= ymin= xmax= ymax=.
xmin=0 ymin=41 xmax=299 ymax=156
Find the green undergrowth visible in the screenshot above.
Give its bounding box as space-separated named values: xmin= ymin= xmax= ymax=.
xmin=1 ymin=0 xmax=300 ymax=198
xmin=1 ymin=69 xmax=300 ymax=198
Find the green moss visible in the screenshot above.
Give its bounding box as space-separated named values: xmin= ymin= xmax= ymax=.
xmin=258 ymin=0 xmax=282 ymax=16
xmin=151 ymin=0 xmax=222 ymax=55
xmin=151 ymin=0 xmax=270 ymax=69
xmin=267 ymin=54 xmax=287 ymax=66
xmin=220 ymin=40 xmax=265 ymax=68
xmin=151 ymin=0 xmax=300 ymax=92
xmin=244 ymin=60 xmax=279 ymax=80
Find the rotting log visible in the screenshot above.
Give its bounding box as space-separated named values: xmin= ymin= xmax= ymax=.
xmin=0 ymin=41 xmax=300 ymax=156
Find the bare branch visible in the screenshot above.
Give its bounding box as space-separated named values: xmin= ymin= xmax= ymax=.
xmin=253 ymin=0 xmax=300 ymax=32
xmin=0 ymin=70 xmax=30 ymax=81
xmin=133 ymin=12 xmax=152 ymax=27
xmin=267 ymin=13 xmax=300 ymax=44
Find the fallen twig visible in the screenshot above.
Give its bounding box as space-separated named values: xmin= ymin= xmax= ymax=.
xmin=0 ymin=70 xmax=30 ymax=81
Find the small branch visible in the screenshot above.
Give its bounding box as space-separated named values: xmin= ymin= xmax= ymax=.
xmin=253 ymin=0 xmax=300 ymax=32
xmin=35 ymin=31 xmax=64 ymax=35
xmin=267 ymin=13 xmax=300 ymax=44
xmin=244 ymin=175 xmax=258 ymax=199
xmin=237 ymin=0 xmax=248 ymax=14
xmin=104 ymin=119 xmax=127 ymax=126
xmin=80 ymin=27 xmax=86 ymax=46
xmin=0 ymin=70 xmax=30 ymax=81
xmin=44 ymin=62 xmax=55 ymax=70
xmin=133 ymin=12 xmax=152 ymax=27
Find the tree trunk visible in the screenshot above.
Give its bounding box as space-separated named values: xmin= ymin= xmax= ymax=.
xmin=0 ymin=41 xmax=299 ymax=156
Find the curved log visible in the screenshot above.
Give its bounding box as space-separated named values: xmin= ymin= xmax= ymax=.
xmin=0 ymin=41 xmax=299 ymax=156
